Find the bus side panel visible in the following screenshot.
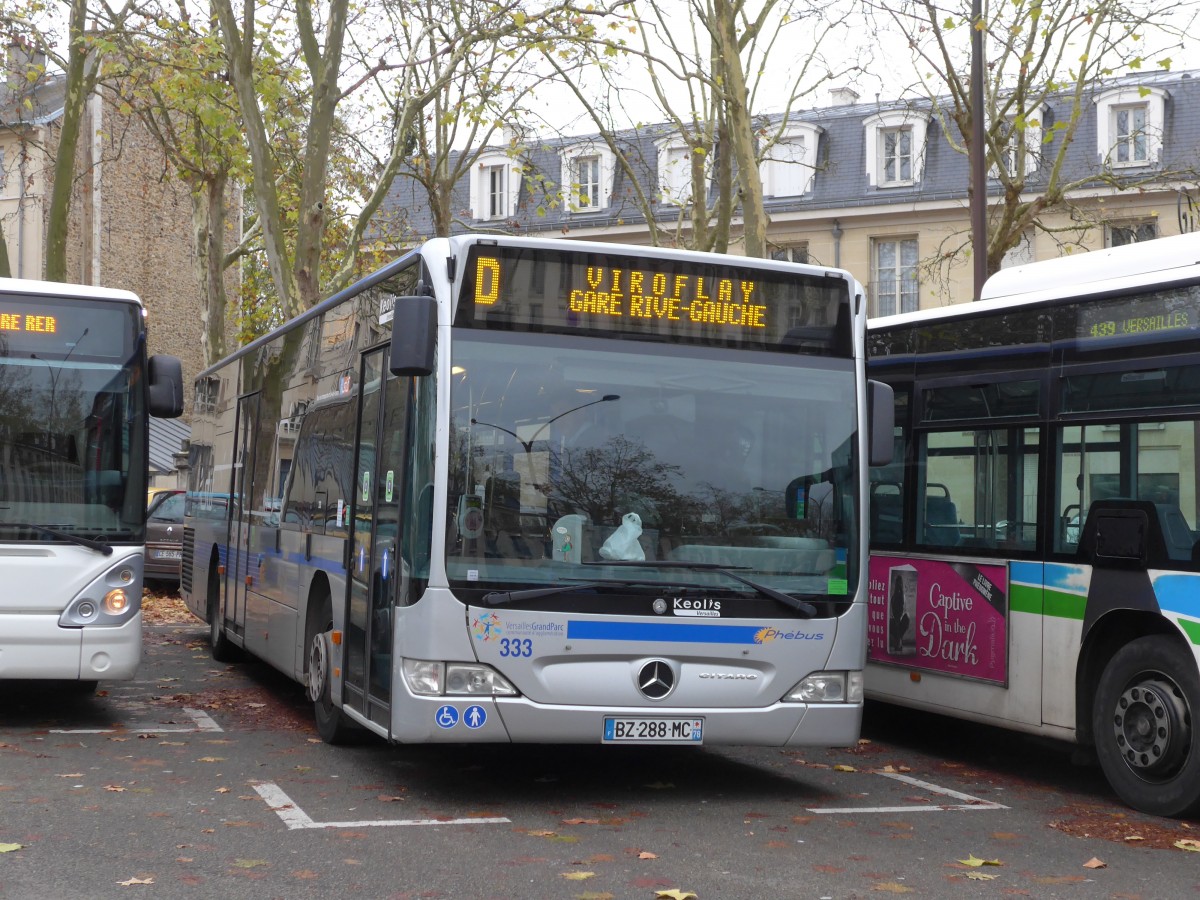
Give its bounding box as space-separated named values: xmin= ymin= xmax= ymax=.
xmin=865 ymin=556 xmax=1045 ymax=731
xmin=1040 ymin=562 xmax=1090 ymax=729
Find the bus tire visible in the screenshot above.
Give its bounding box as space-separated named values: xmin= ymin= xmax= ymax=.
xmin=207 ymin=563 xmax=239 ymax=663
xmin=307 ymin=592 xmax=358 ymax=745
xmin=1093 ymin=635 xmax=1200 ymax=818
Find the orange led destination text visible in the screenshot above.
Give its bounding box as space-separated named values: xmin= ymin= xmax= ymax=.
xmin=0 ymin=312 xmax=57 ymax=333
xmin=568 ymin=265 xmax=766 ymax=329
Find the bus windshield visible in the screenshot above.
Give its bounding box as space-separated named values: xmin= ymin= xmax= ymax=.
xmin=446 ymin=331 xmax=859 ymax=606
xmin=0 ymin=305 xmax=147 ymax=543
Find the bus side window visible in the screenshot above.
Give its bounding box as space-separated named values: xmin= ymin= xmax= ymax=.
xmin=923 ymin=484 xmax=961 ymax=546
xmin=870 ymin=481 xmax=903 ymax=544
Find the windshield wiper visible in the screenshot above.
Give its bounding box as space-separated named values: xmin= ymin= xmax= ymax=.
xmin=586 ymin=560 xmax=818 ymax=618
xmin=0 ymin=522 xmax=114 ymax=556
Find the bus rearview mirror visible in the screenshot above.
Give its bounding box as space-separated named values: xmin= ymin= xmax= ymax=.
xmin=868 ymin=379 xmax=894 ymax=467
xmin=148 ymin=354 xmax=184 ymax=418
xmin=389 ymin=295 xmax=437 ymax=376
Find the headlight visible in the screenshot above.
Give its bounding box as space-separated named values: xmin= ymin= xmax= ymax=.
xmin=783 ymin=670 xmax=863 ymax=703
xmin=401 ymin=659 xmax=517 ymax=697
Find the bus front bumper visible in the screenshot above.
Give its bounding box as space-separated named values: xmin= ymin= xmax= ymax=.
xmin=0 ymin=612 xmax=142 ymax=681
xmin=386 ymin=695 xmax=863 ymax=748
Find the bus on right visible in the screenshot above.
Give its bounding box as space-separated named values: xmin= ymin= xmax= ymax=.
xmin=866 ymin=231 xmax=1200 ymax=817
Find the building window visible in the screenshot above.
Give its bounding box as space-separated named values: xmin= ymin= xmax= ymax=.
xmin=990 ymin=113 xmax=1043 ymax=180
xmin=470 ymin=153 xmax=521 ymax=221
xmin=1094 ymin=85 xmax=1167 ymax=169
xmin=1107 ymin=220 xmax=1158 ymax=247
xmin=863 ymin=109 xmax=929 ymax=188
xmin=574 ymin=155 xmax=600 ymax=208
xmin=485 ymin=165 xmax=507 ymax=218
xmin=1000 ymin=230 xmax=1034 ymax=269
xmin=657 ymin=141 xmax=696 ymax=207
xmin=881 ymin=127 xmax=912 ymax=184
xmin=560 ymin=142 xmax=614 ymax=212
xmin=770 ymin=244 xmax=809 ymax=264
xmin=1113 ymin=105 xmax=1147 ymax=165
xmin=760 ymin=123 xmax=822 ymax=197
xmin=873 ymin=238 xmax=919 ymax=316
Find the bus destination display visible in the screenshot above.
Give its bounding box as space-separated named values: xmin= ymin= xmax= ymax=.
xmin=1076 ymin=288 xmax=1199 ymax=341
xmin=457 ymin=244 xmax=849 ymax=352
xmin=0 ymin=297 xmax=135 ymax=359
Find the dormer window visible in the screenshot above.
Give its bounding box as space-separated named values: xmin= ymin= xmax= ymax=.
xmin=470 ymin=152 xmax=521 ymax=221
xmin=560 ymin=141 xmax=615 ymax=212
xmin=864 ymin=110 xmax=929 ymax=188
xmin=1095 ymin=85 xmax=1167 ymax=169
xmin=760 ymin=123 xmax=823 ymax=198
xmin=657 ymin=137 xmax=707 ymax=206
xmin=990 ymin=112 xmax=1043 ymax=180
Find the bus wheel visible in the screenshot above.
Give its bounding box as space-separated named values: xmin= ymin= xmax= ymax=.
xmin=207 ymin=563 xmax=239 ymax=663
xmin=1093 ymin=635 xmax=1200 ymax=818
xmin=306 ymin=594 xmax=358 ymax=744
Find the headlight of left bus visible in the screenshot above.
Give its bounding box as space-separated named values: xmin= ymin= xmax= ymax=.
xmin=402 ymin=659 xmax=518 ymax=697
xmin=59 ymin=558 xmax=142 ymax=628
xmin=782 ymin=670 xmax=863 ymax=704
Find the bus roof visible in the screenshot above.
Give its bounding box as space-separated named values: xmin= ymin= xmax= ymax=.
xmin=980 ymin=231 xmax=1200 ymax=303
xmin=871 ymin=231 xmax=1200 ymax=331
xmin=0 ymin=276 xmax=143 ymax=307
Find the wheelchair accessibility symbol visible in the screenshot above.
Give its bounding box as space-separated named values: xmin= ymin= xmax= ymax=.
xmin=435 ymin=705 xmax=459 ymax=729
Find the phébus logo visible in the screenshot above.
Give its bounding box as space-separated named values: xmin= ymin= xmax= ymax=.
xmin=753 ymin=627 xmax=826 ymax=644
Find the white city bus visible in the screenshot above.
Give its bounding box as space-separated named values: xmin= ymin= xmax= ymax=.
xmin=182 ymin=235 xmax=892 ymax=748
xmin=1 ymin=278 xmax=183 ymax=691
xmin=867 ymin=231 xmax=1200 ymax=817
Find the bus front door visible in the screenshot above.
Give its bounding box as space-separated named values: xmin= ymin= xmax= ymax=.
xmin=224 ymin=392 xmax=260 ymax=643
xmin=343 ymin=348 xmax=411 ymax=733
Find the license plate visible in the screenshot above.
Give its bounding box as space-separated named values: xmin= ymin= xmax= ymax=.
xmin=602 ymin=717 xmax=704 ymax=744
xmin=154 ymin=550 xmax=182 ymax=560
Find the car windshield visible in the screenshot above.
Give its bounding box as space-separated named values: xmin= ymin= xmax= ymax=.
xmin=445 ymin=332 xmax=859 ymax=606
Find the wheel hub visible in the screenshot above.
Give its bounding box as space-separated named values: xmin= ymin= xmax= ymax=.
xmin=1112 ymin=676 xmax=1190 ymax=778
xmin=307 ymin=632 xmax=329 ymax=703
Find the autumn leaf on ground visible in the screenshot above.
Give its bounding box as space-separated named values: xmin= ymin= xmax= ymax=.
xmin=561 ymin=871 xmax=595 ymax=881
xmin=56 ymin=773 xmax=84 ymax=778
xmin=966 ymin=872 xmax=998 ymax=881
xmin=232 ymin=859 xmax=269 ymax=868
xmin=0 ymin=843 xmax=22 ymax=853
xmin=870 ymin=884 xmax=914 ymax=894
xmin=957 ymin=854 xmax=1002 ymax=867
xmin=105 ymin=785 xmax=127 ymax=792
xmin=575 ymin=893 xmax=615 ymax=900
xmin=654 ymin=891 xmax=697 ymax=900
xmin=638 ymin=850 xmax=658 ymax=859
xmin=563 ymin=818 xmax=600 ymax=825
xmin=1083 ymin=857 xmax=1106 ymax=869
xmin=116 ymin=877 xmax=154 ymax=886
xmin=1175 ymin=839 xmax=1200 ymax=851
xmin=833 ymin=764 xmax=856 ymax=772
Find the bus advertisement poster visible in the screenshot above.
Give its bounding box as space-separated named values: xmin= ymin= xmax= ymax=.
xmin=866 ymin=555 xmax=1009 ymax=684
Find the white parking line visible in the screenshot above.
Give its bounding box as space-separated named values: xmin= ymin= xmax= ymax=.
xmin=251 ymin=781 xmax=511 ymax=830
xmin=807 ymin=770 xmax=1008 ymax=814
xmin=50 ymin=707 xmax=223 ymax=734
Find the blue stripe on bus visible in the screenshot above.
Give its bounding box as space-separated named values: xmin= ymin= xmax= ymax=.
xmin=1152 ymin=573 xmax=1200 ymax=619
xmin=566 ymin=620 xmax=765 ymax=644
xmin=1009 ymin=561 xmax=1044 ymax=586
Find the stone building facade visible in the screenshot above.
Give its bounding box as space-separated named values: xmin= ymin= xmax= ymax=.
xmin=1 ymin=43 xmax=239 ymax=418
